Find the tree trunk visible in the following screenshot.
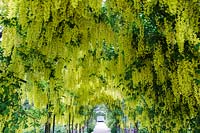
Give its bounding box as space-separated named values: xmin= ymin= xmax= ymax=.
xmin=45 ymin=104 xmax=52 ymax=133
xmin=45 ymin=113 xmax=52 ymax=133
xmin=134 ymin=122 xmax=138 ymax=133
xmin=86 ymin=120 xmax=89 ymax=133
xmin=72 ymin=114 xmax=74 ymax=133
xmin=52 ymin=114 xmax=56 ymax=133
xmin=79 ymin=124 xmax=81 ymax=133
xmin=75 ymin=123 xmax=78 ymax=133
xmin=69 ymin=112 xmax=71 ymax=133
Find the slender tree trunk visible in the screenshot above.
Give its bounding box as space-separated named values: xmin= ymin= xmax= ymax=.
xmin=69 ymin=112 xmax=71 ymax=133
xmin=45 ymin=87 xmax=52 ymax=133
xmin=52 ymin=114 xmax=56 ymax=133
xmin=86 ymin=120 xmax=89 ymax=133
xmin=45 ymin=112 xmax=51 ymax=133
xmin=79 ymin=124 xmax=81 ymax=133
xmin=75 ymin=123 xmax=78 ymax=133
xmin=115 ymin=123 xmax=118 ymax=133
xmin=118 ymin=124 xmax=120 ymax=133
xmin=67 ymin=125 xmax=69 ymax=133
xmin=72 ymin=114 xmax=74 ymax=133
xmin=134 ymin=122 xmax=138 ymax=133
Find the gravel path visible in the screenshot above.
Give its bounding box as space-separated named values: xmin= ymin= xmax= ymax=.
xmin=92 ymin=122 xmax=111 ymax=133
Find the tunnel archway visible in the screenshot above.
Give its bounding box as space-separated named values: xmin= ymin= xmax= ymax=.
xmin=0 ymin=0 xmax=200 ymax=132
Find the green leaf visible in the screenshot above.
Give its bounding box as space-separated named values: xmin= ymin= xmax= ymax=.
xmin=194 ymin=43 xmax=200 ymax=51
xmin=194 ymin=79 xmax=200 ymax=84
xmin=24 ymin=123 xmax=29 ymax=128
xmin=4 ymin=127 xmax=9 ymax=133
xmin=2 ymin=108 xmax=10 ymax=115
xmin=195 ymin=69 xmax=200 ymax=74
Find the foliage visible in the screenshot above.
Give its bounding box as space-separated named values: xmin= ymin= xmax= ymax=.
xmin=0 ymin=0 xmax=200 ymax=132
xmin=0 ymin=40 xmax=24 ymax=132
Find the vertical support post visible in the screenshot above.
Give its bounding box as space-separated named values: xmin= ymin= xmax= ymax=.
xmin=52 ymin=114 xmax=56 ymax=133
xmin=45 ymin=104 xmax=52 ymax=133
xmin=72 ymin=114 xmax=74 ymax=133
xmin=69 ymin=112 xmax=71 ymax=133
